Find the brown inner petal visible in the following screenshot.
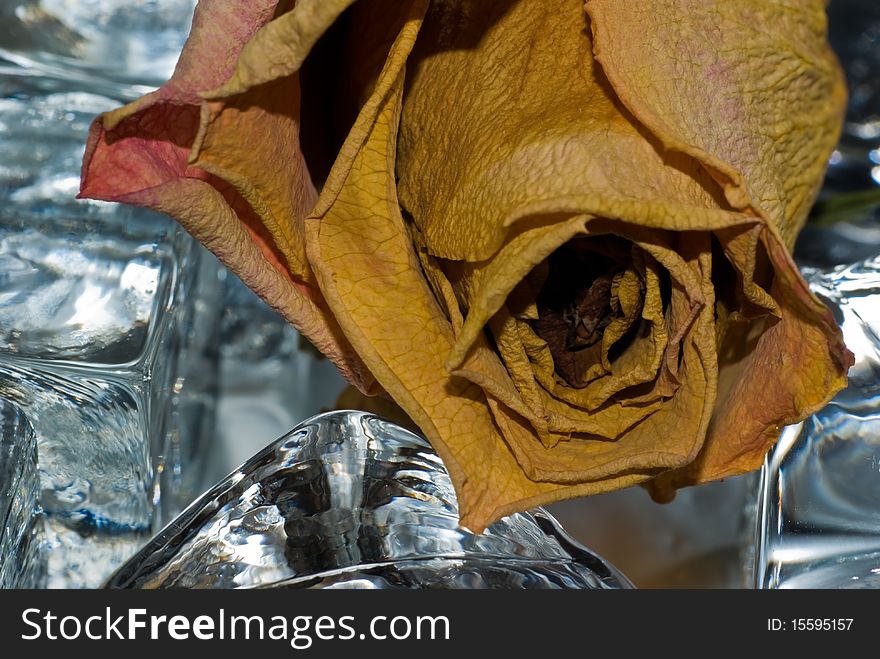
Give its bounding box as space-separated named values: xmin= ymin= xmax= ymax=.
xmin=531 ymin=235 xmax=639 ymax=388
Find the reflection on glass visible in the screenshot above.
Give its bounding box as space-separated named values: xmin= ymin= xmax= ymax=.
xmin=0 ymin=398 xmax=42 ymax=588
xmin=0 ymin=0 xmax=198 ymax=96
xmin=108 ymin=410 xmax=633 ymax=590
xmin=0 ymin=2 xmax=222 ymax=587
xmin=755 ymin=257 xmax=880 ymax=588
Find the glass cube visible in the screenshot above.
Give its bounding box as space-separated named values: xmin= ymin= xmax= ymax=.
xmin=0 ymin=67 xmax=223 ymax=587
xmin=754 ymin=256 xmax=880 ymax=588
xmin=0 ymin=397 xmax=42 ymax=588
xmin=108 ymin=410 xmax=633 ymax=590
xmin=0 ymin=0 xmax=198 ymax=96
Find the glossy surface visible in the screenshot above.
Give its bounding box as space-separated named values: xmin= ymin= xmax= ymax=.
xmin=0 ymin=0 xmax=197 ymax=96
xmin=0 ymin=64 xmax=222 ymax=586
xmin=0 ymin=398 xmax=42 ymax=588
xmin=108 ymin=410 xmax=632 ymax=590
xmin=756 ymin=256 xmax=880 ymax=588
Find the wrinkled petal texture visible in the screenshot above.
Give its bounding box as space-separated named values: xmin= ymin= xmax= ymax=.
xmin=80 ymin=0 xmax=852 ymax=531
xmin=394 ymin=0 xmax=850 ymax=517
xmin=79 ymin=0 xmax=376 ymax=392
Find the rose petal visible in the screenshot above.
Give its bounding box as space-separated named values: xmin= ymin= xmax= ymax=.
xmin=585 ymin=0 xmax=852 ymax=493
xmin=393 ymin=0 xmax=850 ymax=499
xmin=79 ymin=0 xmax=375 ymax=391
xmin=206 ymin=0 xmax=358 ymax=99
xmin=396 ymin=0 xmax=748 ymax=263
xmin=585 ymin=0 xmax=845 ymax=245
xmin=647 ymin=237 xmax=853 ymax=498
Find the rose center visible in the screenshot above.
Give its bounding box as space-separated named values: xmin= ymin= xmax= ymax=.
xmin=562 ymin=274 xmax=615 ymax=350
xmin=531 ymin=235 xmax=634 ymax=388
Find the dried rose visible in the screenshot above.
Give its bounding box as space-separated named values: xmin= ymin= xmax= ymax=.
xmin=80 ymin=0 xmax=852 ymax=531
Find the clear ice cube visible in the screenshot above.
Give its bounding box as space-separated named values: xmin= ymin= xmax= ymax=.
xmin=0 ymin=68 xmax=223 ymax=587
xmin=0 ymin=224 xmax=176 ymax=364
xmin=823 ymin=0 xmax=880 ymax=193
xmin=107 ymin=410 xmax=633 ymax=590
xmin=0 ymin=398 xmax=42 ymax=588
xmin=755 ymin=255 xmax=880 ymax=588
xmin=0 ymin=0 xmax=198 ymax=95
xmin=204 ymin=273 xmax=347 ymax=488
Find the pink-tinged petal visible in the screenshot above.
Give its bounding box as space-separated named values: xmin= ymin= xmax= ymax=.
xmin=79 ymin=0 xmax=377 ymax=393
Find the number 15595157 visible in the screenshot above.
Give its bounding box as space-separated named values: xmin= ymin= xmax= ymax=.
xmin=767 ymin=618 xmax=854 ymax=631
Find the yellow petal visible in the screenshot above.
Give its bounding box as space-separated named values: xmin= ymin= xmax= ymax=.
xmin=585 ymin=0 xmax=852 ymax=494
xmin=586 ymin=0 xmax=846 ymax=246
xmin=647 ymin=236 xmax=852 ymax=498
xmin=397 ymin=0 xmax=746 ymax=263
xmin=206 ymin=0 xmax=358 ymax=98
xmin=394 ymin=0 xmax=850 ymax=505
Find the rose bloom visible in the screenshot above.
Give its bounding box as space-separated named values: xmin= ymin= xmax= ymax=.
xmin=80 ymin=0 xmax=851 ymax=531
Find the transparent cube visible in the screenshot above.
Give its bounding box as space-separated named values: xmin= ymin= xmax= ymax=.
xmin=0 ymin=0 xmax=198 ymax=96
xmin=108 ymin=411 xmax=633 ymax=590
xmin=754 ymin=256 xmax=880 ymax=588
xmin=0 ymin=398 xmax=42 ymax=588
xmin=0 ymin=69 xmax=223 ymax=587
